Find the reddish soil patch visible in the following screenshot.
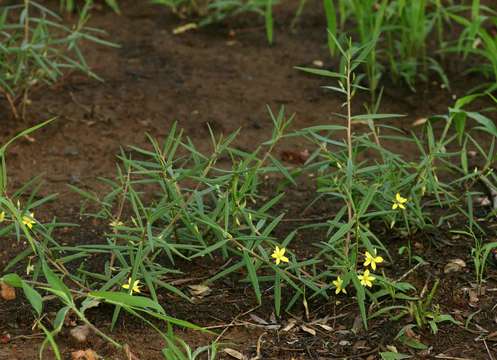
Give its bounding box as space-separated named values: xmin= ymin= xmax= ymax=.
xmin=1 ymin=1 xmax=496 ymax=359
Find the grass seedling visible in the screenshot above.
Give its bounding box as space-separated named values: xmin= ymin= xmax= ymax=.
xmin=153 ymin=0 xmax=276 ymax=43
xmin=468 ymin=233 xmax=497 ymax=291
xmin=59 ymin=0 xmax=120 ymax=13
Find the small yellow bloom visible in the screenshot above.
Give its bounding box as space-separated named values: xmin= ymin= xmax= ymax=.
xmin=0 ymin=211 xmax=5 ymax=222
xmin=22 ymin=212 xmax=36 ymax=229
xmin=271 ymin=246 xmax=289 ymax=265
xmin=122 ymin=278 xmax=142 ymax=294
xmin=332 ymin=276 xmax=347 ymax=295
xmin=363 ymin=250 xmax=384 ymax=271
xmin=392 ymin=193 xmax=408 ymax=210
xmin=110 ymin=219 xmax=124 ymax=228
xmin=26 ymin=263 xmax=35 ymax=275
xmin=358 ymin=270 xmax=375 ymax=288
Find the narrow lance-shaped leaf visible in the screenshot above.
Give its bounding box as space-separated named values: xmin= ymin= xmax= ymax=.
xmin=243 ymin=250 xmax=261 ymax=304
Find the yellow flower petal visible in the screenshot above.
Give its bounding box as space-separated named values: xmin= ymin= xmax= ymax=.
xmin=358 ymin=270 xmax=375 ymax=288
xmin=272 ymin=246 xmax=289 ymax=265
xmin=364 ymin=251 xmax=384 ymax=271
xmin=22 ymin=213 xmax=35 ymax=229
xmin=122 ymin=278 xmax=142 ymax=294
xmin=392 ymin=193 xmax=408 ymax=211
xmin=332 ymin=276 xmax=347 ymax=295
xmin=132 ymin=280 xmax=141 ymax=293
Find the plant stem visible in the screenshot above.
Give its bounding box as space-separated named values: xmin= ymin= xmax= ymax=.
xmin=345 ymin=51 xmax=353 ymax=258
xmin=75 ymin=309 xmax=123 ymax=349
xmin=21 ymin=0 xmax=31 ymax=120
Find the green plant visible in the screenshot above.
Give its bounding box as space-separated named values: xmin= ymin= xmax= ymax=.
xmin=60 ymin=0 xmax=121 ymax=13
xmin=162 ymin=330 xmax=218 ymax=360
xmin=465 ymin=232 xmax=497 ymax=289
xmin=0 ymin=0 xmax=117 ymax=118
xmin=67 ymin=110 xmax=334 ymax=320
xmin=348 ymin=0 xmax=387 ymax=103
xmin=315 ymin=1 xmax=471 ymax=98
xmin=396 ymin=280 xmax=459 ymax=349
xmin=447 ymin=1 xmax=497 ymax=92
xmin=0 ymin=122 xmax=202 ymax=359
xmin=293 ymin=31 xmax=497 ymax=332
xmin=386 ymin=0 xmax=449 ymax=90
xmin=152 ymin=0 xmax=275 ymax=43
xmin=4 ymin=82 xmax=496 ymax=358
xmin=371 ymin=279 xmax=459 ymax=351
xmin=322 ymin=0 xmax=337 ymax=56
xmin=4 ymin=2 xmax=497 ymax=357
xmin=295 ymin=36 xmax=431 ymax=328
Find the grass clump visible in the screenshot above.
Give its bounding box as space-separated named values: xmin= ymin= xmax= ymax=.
xmin=0 ymin=0 xmax=116 ymax=118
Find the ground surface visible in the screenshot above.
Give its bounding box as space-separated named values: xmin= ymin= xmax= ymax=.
xmin=1 ymin=1 xmax=497 ymax=359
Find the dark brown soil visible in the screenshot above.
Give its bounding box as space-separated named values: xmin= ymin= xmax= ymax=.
xmin=1 ymin=1 xmax=497 ymax=359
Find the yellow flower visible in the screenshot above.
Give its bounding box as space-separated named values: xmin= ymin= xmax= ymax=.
xmin=271 ymin=246 xmax=289 ymax=265
xmin=0 ymin=211 xmax=5 ymax=222
xmin=110 ymin=219 xmax=124 ymax=228
xmin=332 ymin=276 xmax=347 ymax=295
xmin=22 ymin=212 xmax=36 ymax=229
xmin=122 ymin=278 xmax=142 ymax=294
xmin=26 ymin=263 xmax=35 ymax=275
xmin=363 ymin=250 xmax=384 ymax=271
xmin=358 ymin=270 xmax=375 ymax=288
xmin=392 ymin=193 xmax=408 ymax=210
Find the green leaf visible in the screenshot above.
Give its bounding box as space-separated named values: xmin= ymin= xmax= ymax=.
xmin=295 ymin=66 xmax=345 ymax=79
xmin=453 ymin=111 xmax=467 ymax=144
xmin=454 ymin=94 xmax=481 ymax=109
xmin=380 ymin=352 xmax=411 ymax=360
xmin=42 ymin=262 xmax=72 ymax=304
xmin=323 ymin=0 xmax=337 ymax=55
xmin=269 ymin=155 xmax=296 ymax=186
xmin=38 ymin=322 xmax=62 ymax=360
xmin=1 ymin=273 xmax=23 ymax=287
xmin=467 ymin=111 xmax=497 ymax=138
xmin=265 ymin=0 xmax=273 ymax=45
xmin=143 ymin=309 xmax=206 ymax=332
xmin=208 ymin=261 xmax=245 ymax=284
xmin=0 ymin=119 xmax=55 ymax=155
xmin=327 ymin=221 xmax=353 ymax=244
xmin=243 ymin=250 xmax=261 ymax=304
xmin=22 ymin=282 xmax=43 ymax=316
xmin=398 ymin=335 xmax=428 ymax=350
xmin=189 ymin=239 xmax=229 ymax=259
xmin=301 ymin=124 xmax=347 ymax=132
xmin=274 ymin=272 xmax=282 ymax=317
xmin=1 ymin=274 xmax=42 ymax=316
xmin=351 ymin=273 xmax=368 ymax=329
xmin=89 ymin=291 xmax=165 ymax=314
xmin=351 ymin=114 xmax=404 ymax=121
xmin=105 ymin=0 xmax=121 ymax=13
xmin=53 ymin=306 xmax=70 ymax=332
